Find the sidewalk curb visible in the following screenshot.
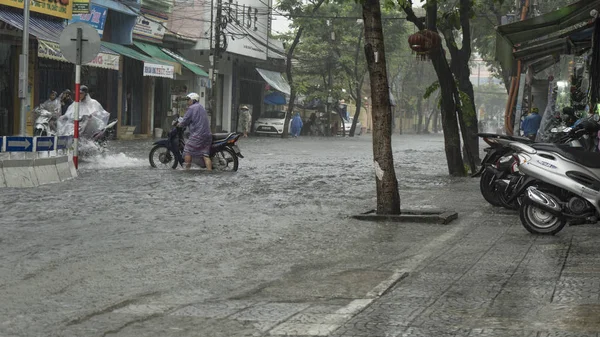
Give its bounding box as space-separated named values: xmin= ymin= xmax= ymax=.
xmin=352 ymin=209 xmax=459 ymax=225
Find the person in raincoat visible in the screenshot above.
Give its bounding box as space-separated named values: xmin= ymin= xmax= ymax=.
xmin=238 ymin=105 xmax=252 ymax=137
xmin=290 ymin=112 xmax=303 ymax=137
xmin=178 ymin=92 xmax=213 ymax=170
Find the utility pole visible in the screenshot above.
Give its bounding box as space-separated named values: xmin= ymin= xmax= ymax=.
xmin=18 ymin=0 xmax=30 ymax=136
xmin=209 ymin=0 xmax=223 ymax=132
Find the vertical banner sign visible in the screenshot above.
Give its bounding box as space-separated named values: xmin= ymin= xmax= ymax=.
xmin=513 ymin=75 xmax=527 ymax=135
xmin=69 ymin=5 xmax=108 ymax=37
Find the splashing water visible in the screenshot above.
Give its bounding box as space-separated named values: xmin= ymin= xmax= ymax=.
xmin=80 ymin=152 xmax=146 ymax=169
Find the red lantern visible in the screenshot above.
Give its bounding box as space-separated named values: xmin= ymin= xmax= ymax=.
xmin=408 ymin=30 xmax=442 ymax=60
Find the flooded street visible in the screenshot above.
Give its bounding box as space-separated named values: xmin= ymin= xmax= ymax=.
xmin=1 ymin=134 xmax=599 ymax=336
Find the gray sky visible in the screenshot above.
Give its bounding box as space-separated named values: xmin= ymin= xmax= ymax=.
xmin=270 ymin=0 xmax=425 ymax=35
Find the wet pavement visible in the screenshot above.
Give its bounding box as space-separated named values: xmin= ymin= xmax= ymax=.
xmin=1 ymin=134 xmax=599 ymax=336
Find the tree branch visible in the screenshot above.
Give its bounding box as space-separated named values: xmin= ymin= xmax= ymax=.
xmin=401 ymin=5 xmax=425 ymax=31
xmin=459 ymin=0 xmax=472 ymax=59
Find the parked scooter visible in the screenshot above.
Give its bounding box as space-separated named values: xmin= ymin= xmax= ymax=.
xmin=507 ymin=115 xmax=600 ymax=234
xmin=149 ymin=118 xmax=244 ymax=171
xmin=475 ymin=125 xmax=587 ymax=209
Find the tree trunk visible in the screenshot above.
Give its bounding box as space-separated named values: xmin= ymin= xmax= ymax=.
xmin=281 ymin=0 xmax=326 ymax=138
xmin=403 ymin=0 xmax=464 ymax=176
xmin=362 ymin=0 xmax=401 ymax=214
xmin=416 ymin=96 xmax=423 ymax=134
xmin=349 ymin=80 xmax=363 ymax=136
xmin=282 ymin=27 xmax=304 ymax=138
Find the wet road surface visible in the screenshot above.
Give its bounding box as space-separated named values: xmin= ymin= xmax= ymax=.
xmin=1 ymin=134 xmax=599 ymax=336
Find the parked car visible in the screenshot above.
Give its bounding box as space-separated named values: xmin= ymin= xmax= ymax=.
xmin=253 ymin=110 xmax=293 ymax=135
xmin=337 ymin=117 xmax=362 ymax=136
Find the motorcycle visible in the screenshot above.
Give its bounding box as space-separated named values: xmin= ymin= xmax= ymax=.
xmin=474 ymin=127 xmax=587 ymax=209
xmin=149 ymin=118 xmax=244 ymax=171
xmin=91 ymin=118 xmax=117 ymax=147
xmin=33 ymin=107 xmax=58 ymax=136
xmin=506 ymin=115 xmax=600 ymax=235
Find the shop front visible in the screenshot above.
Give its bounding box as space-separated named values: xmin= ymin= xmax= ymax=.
xmin=101 ymin=41 xmax=174 ymax=138
xmin=133 ymin=41 xmax=210 ymax=135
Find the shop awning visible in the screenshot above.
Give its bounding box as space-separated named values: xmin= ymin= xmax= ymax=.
xmin=0 ymin=8 xmax=120 ymax=70
xmin=161 ymin=48 xmax=210 ymax=77
xmin=495 ymin=0 xmax=600 ymax=75
xmin=256 ymin=68 xmax=290 ymax=95
xmin=92 ymin=0 xmax=138 ymax=16
xmin=134 ymin=41 xmax=182 ymax=75
xmin=102 ymin=42 xmax=175 ymax=79
xmin=0 ymin=9 xmax=63 ymax=42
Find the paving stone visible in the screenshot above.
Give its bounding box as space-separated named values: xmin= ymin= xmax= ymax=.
xmin=230 ymin=302 xmax=311 ymax=322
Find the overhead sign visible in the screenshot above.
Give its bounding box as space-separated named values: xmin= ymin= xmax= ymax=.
xmin=72 ymin=0 xmax=90 ymax=14
xmin=59 ymin=22 xmax=101 ymax=65
xmin=133 ymin=9 xmax=168 ymax=43
xmin=221 ymin=0 xmax=269 ymax=60
xmin=38 ymin=40 xmax=119 ymax=70
xmin=0 ymin=0 xmax=73 ymax=19
xmin=35 ymin=137 xmax=55 ymax=151
xmin=5 ymin=137 xmax=32 ymax=152
xmin=144 ymin=63 xmax=174 ymax=79
xmin=69 ymin=4 xmax=108 ymax=37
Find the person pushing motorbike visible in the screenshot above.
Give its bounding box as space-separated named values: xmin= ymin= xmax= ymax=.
xmin=178 ymin=93 xmax=212 ymax=170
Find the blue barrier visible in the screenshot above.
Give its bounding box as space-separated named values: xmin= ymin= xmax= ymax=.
xmin=0 ymin=136 xmax=73 ymax=152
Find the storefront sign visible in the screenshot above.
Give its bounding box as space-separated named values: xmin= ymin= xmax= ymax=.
xmin=72 ymin=0 xmax=90 ymax=14
xmin=133 ymin=9 xmax=167 ymax=43
xmin=143 ymin=63 xmax=174 ymax=78
xmin=69 ymin=4 xmax=108 ymax=37
xmin=1 ymin=0 xmax=73 ymax=19
xmin=37 ymin=40 xmax=119 ymax=70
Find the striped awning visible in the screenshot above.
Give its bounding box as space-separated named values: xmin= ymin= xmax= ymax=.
xmin=0 ymin=9 xmax=64 ymax=42
xmin=0 ymin=8 xmax=119 ymax=70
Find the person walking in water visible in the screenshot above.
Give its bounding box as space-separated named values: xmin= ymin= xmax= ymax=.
xmin=238 ymin=105 xmax=252 ymax=137
xmin=178 ymin=93 xmax=212 ymax=170
xmin=290 ymin=112 xmax=303 ymax=137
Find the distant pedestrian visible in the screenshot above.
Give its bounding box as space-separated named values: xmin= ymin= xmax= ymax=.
xmin=521 ymin=107 xmax=542 ymax=140
xmin=238 ymin=105 xmax=252 ymax=137
xmin=290 ymin=112 xmax=303 ymax=137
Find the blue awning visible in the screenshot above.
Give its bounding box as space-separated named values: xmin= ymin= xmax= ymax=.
xmin=0 ymin=9 xmax=64 ymax=42
xmin=92 ymin=0 xmax=138 ymax=16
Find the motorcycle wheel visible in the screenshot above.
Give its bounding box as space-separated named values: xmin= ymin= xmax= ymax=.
xmin=34 ymin=129 xmax=46 ymax=136
xmin=519 ymin=200 xmax=566 ymax=235
xmin=480 ymin=168 xmax=503 ymax=207
xmin=498 ymin=184 xmax=520 ymax=210
xmin=149 ymin=145 xmax=178 ymax=169
xmin=213 ymin=147 xmax=239 ymax=172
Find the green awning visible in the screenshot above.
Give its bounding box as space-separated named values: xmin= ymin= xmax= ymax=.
xmin=102 ymin=42 xmax=175 ymax=79
xmin=161 ymin=48 xmax=209 ymax=77
xmin=497 ymin=1 xmax=600 ymax=45
xmin=495 ymin=0 xmax=600 ymax=76
xmin=134 ymin=41 xmax=182 ymax=74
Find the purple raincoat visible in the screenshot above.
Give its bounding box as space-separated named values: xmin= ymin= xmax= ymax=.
xmin=179 ymin=102 xmax=212 ymax=157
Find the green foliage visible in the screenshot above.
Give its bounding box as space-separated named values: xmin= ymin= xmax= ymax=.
xmin=423 ymin=81 xmax=440 ymax=100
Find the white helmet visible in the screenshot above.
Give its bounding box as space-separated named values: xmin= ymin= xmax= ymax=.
xmin=186 ymin=92 xmax=200 ymax=102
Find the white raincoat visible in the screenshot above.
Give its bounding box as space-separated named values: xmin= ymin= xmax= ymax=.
xmin=57 ymin=94 xmax=110 ymax=138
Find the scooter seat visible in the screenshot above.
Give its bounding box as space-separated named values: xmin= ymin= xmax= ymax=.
xmin=532 ymin=143 xmax=600 ymax=168
xmin=212 ymin=133 xmax=233 ymax=141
